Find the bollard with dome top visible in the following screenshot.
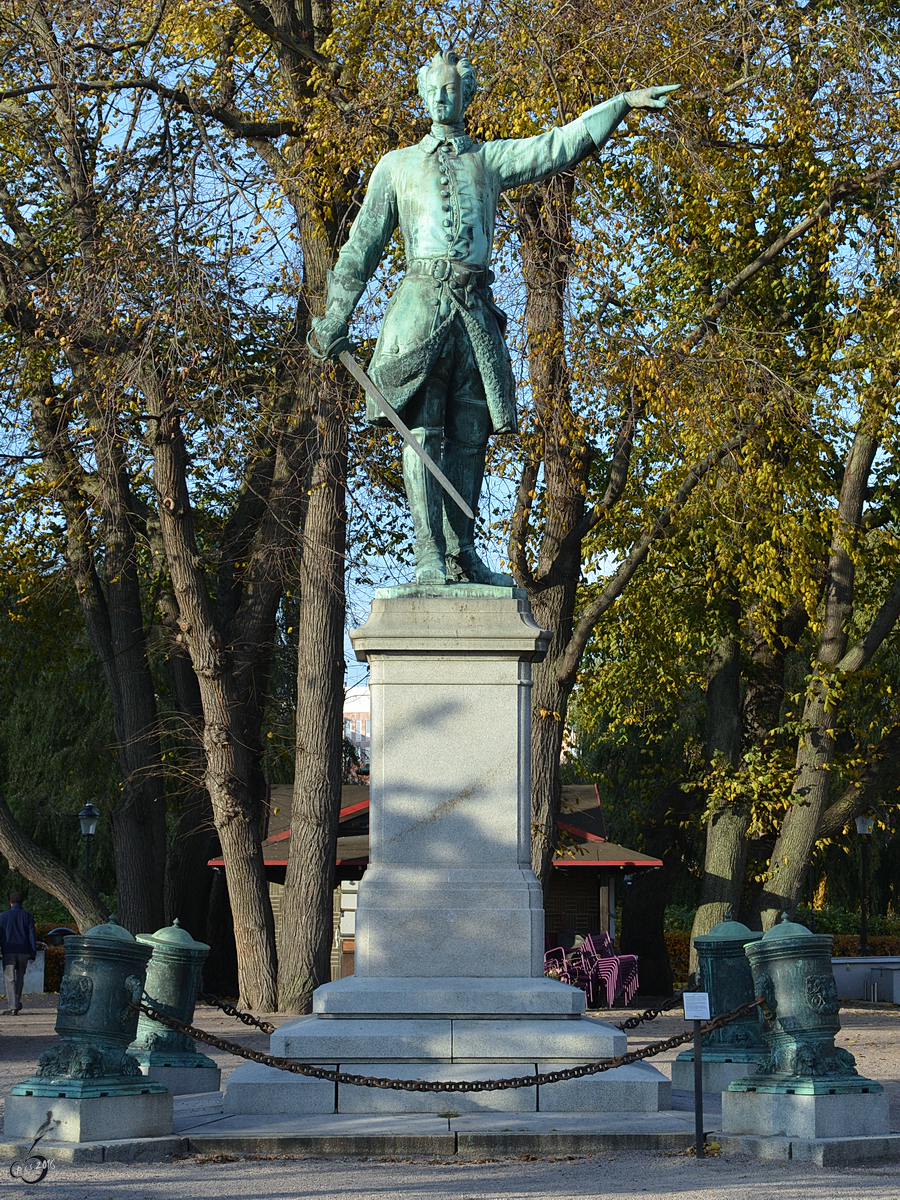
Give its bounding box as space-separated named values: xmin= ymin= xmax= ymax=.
xmin=5 ymin=916 xmax=172 ymax=1143
xmin=672 ymin=913 xmax=768 ymax=1092
xmin=721 ymin=912 xmax=888 ymax=1142
xmin=128 ymin=918 xmax=220 ymax=1095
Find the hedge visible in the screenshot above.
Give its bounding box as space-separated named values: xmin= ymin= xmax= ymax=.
xmin=663 ymin=931 xmax=900 ymax=990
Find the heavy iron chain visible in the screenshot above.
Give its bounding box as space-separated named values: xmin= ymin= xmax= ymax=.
xmin=197 ymin=992 xmax=275 ymax=1035
xmin=616 ymin=992 xmax=685 ymax=1032
xmin=131 ymin=995 xmax=769 ymax=1093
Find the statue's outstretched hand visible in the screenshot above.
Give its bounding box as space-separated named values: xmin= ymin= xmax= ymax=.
xmin=624 ymin=84 xmax=679 ymax=110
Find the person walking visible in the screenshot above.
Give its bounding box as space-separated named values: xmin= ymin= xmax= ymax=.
xmin=0 ymin=892 xmax=37 ymax=1014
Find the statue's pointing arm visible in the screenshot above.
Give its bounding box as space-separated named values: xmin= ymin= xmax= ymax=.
xmin=310 ymin=156 xmax=399 ymax=360
xmin=488 ymin=85 xmax=678 ymax=192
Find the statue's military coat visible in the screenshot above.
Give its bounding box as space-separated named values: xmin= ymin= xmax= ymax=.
xmin=329 ymin=98 xmax=628 ymax=434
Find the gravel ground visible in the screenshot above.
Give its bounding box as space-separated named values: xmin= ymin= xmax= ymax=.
xmin=2 ymin=994 xmax=900 ymax=1198
xmin=13 ymin=1147 xmax=900 ymax=1198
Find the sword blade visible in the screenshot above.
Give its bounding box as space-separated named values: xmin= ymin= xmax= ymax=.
xmin=339 ymin=350 xmax=475 ymax=521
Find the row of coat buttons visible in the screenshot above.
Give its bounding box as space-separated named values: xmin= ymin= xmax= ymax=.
xmin=439 ymin=158 xmax=455 ymax=228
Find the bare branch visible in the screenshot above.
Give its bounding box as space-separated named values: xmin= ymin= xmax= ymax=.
xmin=0 ymin=791 xmax=109 ymax=932
xmin=836 ymin=571 xmax=900 ymax=675
xmin=818 ymin=724 xmax=900 ymax=838
xmin=0 ymin=80 xmax=303 ymax=138
xmin=69 ymin=0 xmax=168 ymax=54
xmin=231 ymin=0 xmax=340 ymax=77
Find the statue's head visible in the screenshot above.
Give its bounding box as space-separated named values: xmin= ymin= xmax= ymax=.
xmin=417 ymin=50 xmax=477 ymax=125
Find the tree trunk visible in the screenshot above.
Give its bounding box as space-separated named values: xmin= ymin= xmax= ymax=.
xmin=161 ymin=642 xmax=217 ymax=936
xmin=278 ymin=366 xmax=348 ymax=1013
xmin=514 ymin=176 xmax=589 ymax=888
xmin=0 ymin=792 xmax=109 ymax=931
xmin=756 ymin=425 xmax=879 ymax=927
xmin=147 ymin=369 xmax=278 ymax=1010
xmin=690 ymin=626 xmax=748 ymax=966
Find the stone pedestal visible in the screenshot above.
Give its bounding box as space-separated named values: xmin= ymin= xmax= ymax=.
xmin=721 ymin=1089 xmax=889 ymax=1139
xmin=5 ymin=1090 xmax=172 ymax=1142
xmin=225 ymin=586 xmax=668 ymax=1115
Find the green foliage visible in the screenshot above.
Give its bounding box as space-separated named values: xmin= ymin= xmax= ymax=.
xmin=0 ymin=576 xmax=119 ymax=903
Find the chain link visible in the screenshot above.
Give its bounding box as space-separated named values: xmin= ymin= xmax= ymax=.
xmin=616 ymin=992 xmax=685 ymax=1031
xmin=197 ymin=992 xmax=275 ymax=1035
xmin=132 ymin=996 xmax=767 ymax=1093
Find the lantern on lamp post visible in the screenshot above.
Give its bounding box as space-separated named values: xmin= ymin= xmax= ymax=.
xmin=78 ymin=803 xmax=100 ymax=884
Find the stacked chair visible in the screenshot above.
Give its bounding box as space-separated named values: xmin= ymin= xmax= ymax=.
xmin=543 ymin=932 xmax=639 ymax=1008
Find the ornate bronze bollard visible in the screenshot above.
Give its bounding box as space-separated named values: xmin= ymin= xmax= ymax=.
xmin=128 ymin=919 xmax=220 ymax=1094
xmin=722 ymin=913 xmax=887 ymax=1140
xmin=672 ymin=915 xmax=768 ymax=1091
xmin=6 ymin=917 xmax=171 ymax=1143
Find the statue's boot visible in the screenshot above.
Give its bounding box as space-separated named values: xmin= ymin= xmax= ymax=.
xmin=404 ymin=427 xmax=447 ymax=586
xmin=442 ymin=440 xmax=515 ymax=587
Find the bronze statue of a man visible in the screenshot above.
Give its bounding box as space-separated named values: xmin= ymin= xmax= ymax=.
xmin=312 ymin=51 xmax=676 ymax=586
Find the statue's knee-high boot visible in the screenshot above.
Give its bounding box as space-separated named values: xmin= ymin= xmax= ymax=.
xmin=442 ymin=440 xmax=515 ymax=586
xmin=404 ymin=428 xmax=447 ymax=586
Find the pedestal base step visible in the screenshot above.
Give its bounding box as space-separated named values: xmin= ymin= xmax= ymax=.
xmin=314 ymin=976 xmax=585 ymax=1017
xmin=272 ymin=1014 xmax=623 ymax=1062
xmin=223 ymin=1060 xmax=669 ymax=1115
xmin=715 ymin=1132 xmax=900 ymax=1167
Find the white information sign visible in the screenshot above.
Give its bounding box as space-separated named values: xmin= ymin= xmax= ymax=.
xmin=683 ymin=992 xmax=711 ymax=1021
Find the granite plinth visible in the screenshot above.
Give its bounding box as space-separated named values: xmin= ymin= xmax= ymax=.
xmin=672 ymin=1053 xmax=766 ymax=1093
xmin=136 ymin=1064 xmax=221 ymax=1095
xmin=721 ymin=1088 xmax=889 ymax=1138
xmin=715 ymin=1132 xmax=900 ymax=1165
xmin=4 ymin=1091 xmax=173 ymax=1142
xmin=374 ymin=583 xmax=526 ymax=601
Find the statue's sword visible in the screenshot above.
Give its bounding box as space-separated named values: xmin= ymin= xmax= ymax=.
xmin=339 ymin=350 xmax=474 ymax=520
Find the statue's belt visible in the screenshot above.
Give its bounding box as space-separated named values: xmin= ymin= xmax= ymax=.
xmin=405 ymin=259 xmax=494 ymax=297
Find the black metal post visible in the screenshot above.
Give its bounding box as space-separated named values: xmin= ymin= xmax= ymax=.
xmin=860 ymin=835 xmax=869 ymax=956
xmin=693 ymin=1019 xmax=704 ymax=1158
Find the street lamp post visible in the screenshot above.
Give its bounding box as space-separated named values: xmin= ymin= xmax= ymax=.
xmin=78 ymin=803 xmax=100 ymax=883
xmin=856 ymin=814 xmax=875 ymax=957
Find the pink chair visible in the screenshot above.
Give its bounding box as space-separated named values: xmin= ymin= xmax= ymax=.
xmin=543 ymin=946 xmax=576 ymax=987
xmin=572 ymin=947 xmax=619 ymax=1008
xmin=582 ymin=933 xmax=639 ymax=1006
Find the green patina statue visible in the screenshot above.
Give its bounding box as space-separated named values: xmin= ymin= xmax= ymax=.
xmin=311 ymin=51 xmax=677 ymax=586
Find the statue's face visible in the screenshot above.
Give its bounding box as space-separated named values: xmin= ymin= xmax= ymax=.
xmin=424 ymin=63 xmax=464 ymax=124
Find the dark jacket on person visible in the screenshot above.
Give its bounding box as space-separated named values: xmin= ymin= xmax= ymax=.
xmin=0 ymin=903 xmax=37 ymax=957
